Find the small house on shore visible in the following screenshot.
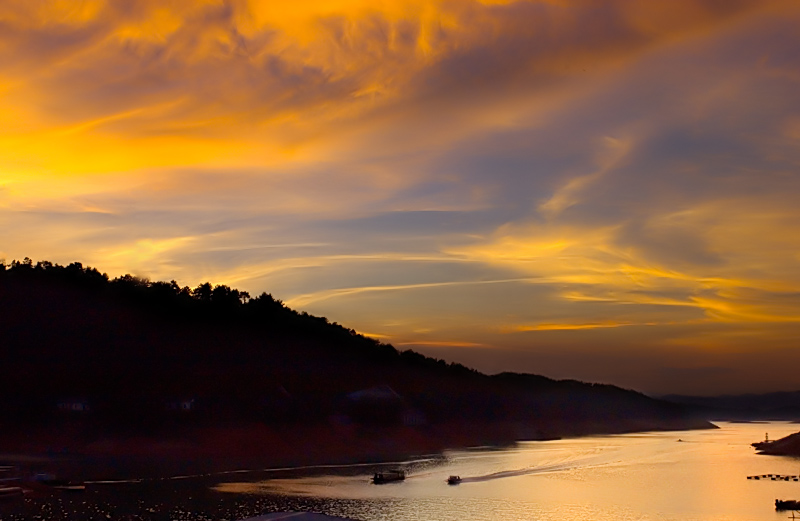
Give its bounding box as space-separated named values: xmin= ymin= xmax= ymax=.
xmin=337 ymin=385 xmax=426 ymax=427
xmin=56 ymin=398 xmax=90 ymax=413
xmin=165 ymin=398 xmax=197 ymax=412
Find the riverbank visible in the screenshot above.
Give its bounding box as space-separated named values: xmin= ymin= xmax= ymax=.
xmin=1 ymin=422 xmax=793 ymax=521
xmin=753 ymin=429 xmax=800 ymax=456
xmin=0 ymin=416 xmax=715 ymax=482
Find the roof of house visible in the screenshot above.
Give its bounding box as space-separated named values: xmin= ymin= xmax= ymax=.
xmin=345 ymin=384 xmax=402 ymax=402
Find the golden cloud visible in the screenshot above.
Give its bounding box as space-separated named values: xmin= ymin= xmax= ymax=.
xmin=451 ymin=192 xmax=800 ymax=333
xmin=1 ymin=0 xmax=784 ymax=184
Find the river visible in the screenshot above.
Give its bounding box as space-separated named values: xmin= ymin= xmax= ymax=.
xmin=2 ymin=422 xmax=799 ymax=520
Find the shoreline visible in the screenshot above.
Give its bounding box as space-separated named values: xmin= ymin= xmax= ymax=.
xmin=753 ymin=430 xmax=800 ymax=457
xmin=0 ymin=418 xmax=716 ymax=482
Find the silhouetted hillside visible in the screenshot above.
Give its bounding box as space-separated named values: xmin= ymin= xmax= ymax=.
xmin=0 ymin=258 xmax=712 ymax=457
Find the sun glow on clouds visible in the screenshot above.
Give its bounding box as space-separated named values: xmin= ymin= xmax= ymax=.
xmin=510 ymin=322 xmax=652 ymax=332
xmin=3 ymin=0 xmax=800 ymax=393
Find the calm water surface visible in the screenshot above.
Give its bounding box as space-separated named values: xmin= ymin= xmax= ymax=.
xmin=3 ymin=422 xmax=800 ymax=520
xmin=219 ymin=422 xmax=800 ymax=521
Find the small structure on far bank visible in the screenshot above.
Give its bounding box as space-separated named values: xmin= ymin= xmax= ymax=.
xmin=338 ymin=384 xmax=427 ymax=427
xmin=753 ymin=430 xmax=800 ymax=456
xmin=56 ymin=398 xmax=90 ymax=413
xmin=164 ymin=398 xmax=197 ymax=412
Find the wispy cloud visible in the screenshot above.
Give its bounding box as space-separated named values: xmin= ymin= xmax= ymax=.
xmin=285 ymin=276 xmax=542 ymax=308
xmin=396 ymin=340 xmax=490 ymax=348
xmin=508 ymin=321 xmax=656 ymax=332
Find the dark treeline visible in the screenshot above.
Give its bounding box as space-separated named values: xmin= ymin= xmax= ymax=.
xmin=0 ymin=258 xmax=711 ymax=438
xmin=662 ymin=391 xmax=800 ymax=421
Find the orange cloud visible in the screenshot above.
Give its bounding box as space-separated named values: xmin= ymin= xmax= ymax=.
xmin=509 ymin=321 xmax=651 ymax=332
xmin=1 ymin=0 xmax=783 ymax=184
xmin=396 ymin=340 xmax=490 ymax=348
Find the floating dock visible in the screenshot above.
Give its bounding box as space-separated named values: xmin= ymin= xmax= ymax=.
xmin=747 ymin=474 xmax=800 ymax=481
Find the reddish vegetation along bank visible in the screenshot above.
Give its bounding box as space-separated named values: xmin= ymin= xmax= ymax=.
xmin=0 ymin=422 xmax=504 ymax=480
xmin=3 ymin=423 xmax=475 ymax=475
xmin=2 ymin=417 xmax=713 ymax=481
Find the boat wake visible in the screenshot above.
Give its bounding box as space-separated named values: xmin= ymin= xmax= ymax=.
xmin=455 ymin=453 xmax=620 ymax=483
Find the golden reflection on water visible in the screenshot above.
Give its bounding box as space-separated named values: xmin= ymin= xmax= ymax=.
xmin=215 ymin=422 xmax=800 ymax=521
xmin=217 ymin=475 xmax=371 ymax=498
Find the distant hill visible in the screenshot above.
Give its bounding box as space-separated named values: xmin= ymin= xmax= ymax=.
xmin=661 ymin=392 xmax=800 ymax=421
xmin=0 ymin=258 xmax=712 ymax=448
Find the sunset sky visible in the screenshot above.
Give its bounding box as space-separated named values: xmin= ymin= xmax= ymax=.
xmin=2 ymin=0 xmax=800 ymax=395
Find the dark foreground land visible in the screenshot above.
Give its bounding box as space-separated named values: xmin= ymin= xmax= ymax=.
xmin=1 ymin=259 xmax=713 ymax=481
xmin=0 ymin=463 xmax=374 ymax=521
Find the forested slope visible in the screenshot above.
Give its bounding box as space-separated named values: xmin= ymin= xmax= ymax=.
xmin=0 ymin=258 xmax=712 ymax=440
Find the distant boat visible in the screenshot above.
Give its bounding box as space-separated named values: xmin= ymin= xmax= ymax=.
xmin=372 ymin=470 xmax=405 ymax=484
xmin=0 ymin=466 xmax=21 ymax=486
xmin=775 ymin=499 xmax=800 ymax=510
xmin=447 ymin=475 xmax=462 ymax=485
xmin=51 ymin=483 xmax=86 ymax=492
xmin=34 ymin=475 xmax=86 ymax=492
xmin=0 ymin=486 xmax=23 ymax=500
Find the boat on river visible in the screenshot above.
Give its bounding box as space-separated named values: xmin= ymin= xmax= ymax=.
xmin=0 ymin=486 xmax=23 ymax=500
xmin=33 ymin=473 xmax=86 ymax=492
xmin=372 ymin=470 xmax=405 ymax=484
xmin=447 ymin=475 xmax=461 ymax=485
xmin=50 ymin=482 xmax=86 ymax=492
xmin=775 ymin=499 xmax=800 ymax=510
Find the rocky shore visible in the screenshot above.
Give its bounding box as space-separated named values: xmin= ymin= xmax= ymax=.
xmin=753 ymin=430 xmax=800 ymax=456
